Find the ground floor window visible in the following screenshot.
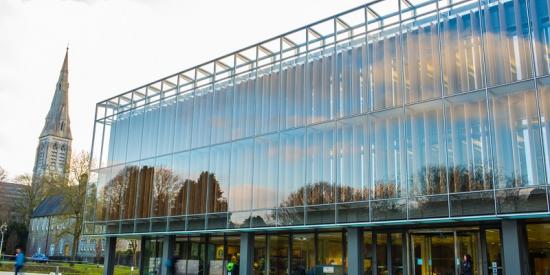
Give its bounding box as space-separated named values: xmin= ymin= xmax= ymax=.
xmin=526 ymin=223 xmax=550 ymax=274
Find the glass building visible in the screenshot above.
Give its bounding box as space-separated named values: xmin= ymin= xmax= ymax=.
xmin=84 ymin=0 xmax=550 ymax=273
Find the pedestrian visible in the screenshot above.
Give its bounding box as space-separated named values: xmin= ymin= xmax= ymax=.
xmin=14 ymin=247 xmax=25 ymax=275
xmin=461 ymin=254 xmax=473 ymax=275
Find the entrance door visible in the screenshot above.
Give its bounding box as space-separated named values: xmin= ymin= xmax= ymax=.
xmin=412 ymin=233 xmax=455 ymax=275
xmin=411 ymin=230 xmax=482 ymax=275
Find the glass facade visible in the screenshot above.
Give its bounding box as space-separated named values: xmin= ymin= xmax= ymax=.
xmin=84 ymin=0 xmax=550 ymax=236
xmin=85 ymin=0 xmax=550 ymax=274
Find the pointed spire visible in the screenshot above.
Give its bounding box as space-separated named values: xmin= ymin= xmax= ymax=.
xmin=40 ymin=48 xmax=72 ymax=140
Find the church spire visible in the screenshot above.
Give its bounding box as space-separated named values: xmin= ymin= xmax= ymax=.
xmin=40 ymin=48 xmax=72 ymax=140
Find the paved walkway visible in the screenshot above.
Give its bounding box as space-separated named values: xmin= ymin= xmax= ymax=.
xmin=0 ymin=272 xmax=48 ymax=275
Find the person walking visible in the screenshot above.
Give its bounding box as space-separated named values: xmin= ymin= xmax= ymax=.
xmin=461 ymin=254 xmax=473 ymax=275
xmin=14 ymin=248 xmax=25 ymax=275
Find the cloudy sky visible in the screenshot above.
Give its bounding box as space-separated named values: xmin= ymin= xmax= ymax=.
xmin=0 ymin=0 xmax=367 ymax=178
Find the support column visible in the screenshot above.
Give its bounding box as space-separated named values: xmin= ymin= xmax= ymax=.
xmin=501 ymin=220 xmax=526 ymax=275
xmin=347 ymin=228 xmax=364 ymax=275
xmin=239 ymin=232 xmax=254 ymax=275
xmin=161 ymin=235 xmax=175 ymax=275
xmin=103 ymin=237 xmax=117 ymax=275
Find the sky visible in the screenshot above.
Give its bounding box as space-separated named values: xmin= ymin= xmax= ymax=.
xmin=0 ymin=0 xmax=368 ymax=179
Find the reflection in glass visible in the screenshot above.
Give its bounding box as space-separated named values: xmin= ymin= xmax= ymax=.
xmin=152 ymin=156 xmax=172 ymax=217
xmin=306 ymin=123 xmax=336 ymax=205
xmin=530 ymin=0 xmax=550 ymax=76
xmin=370 ymin=110 xmax=405 ymax=199
xmin=307 ymin=53 xmax=333 ymax=124
xmin=253 ymin=134 xmax=279 ymax=210
xmin=229 ymin=139 xmax=254 ymax=212
xmin=188 ymin=149 xmax=209 ymax=215
xmin=445 ymin=92 xmax=492 ymax=192
xmin=211 ymin=84 xmax=233 ymax=144
xmin=279 ymin=130 xmax=306 ymax=207
xmin=440 ymin=1 xmax=484 ymax=94
xmin=335 ymin=44 xmax=367 ymax=117
xmin=208 ymin=144 xmax=230 ymax=213
xmin=281 ymin=64 xmax=306 ymax=130
xmin=483 ymin=0 xmax=533 ymax=86
xmin=406 ymin=101 xmax=446 ymax=196
xmin=253 ymin=235 xmax=266 ymax=275
xmin=173 ymin=92 xmax=194 ymax=152
xmin=490 ymin=86 xmax=545 ymax=188
xmin=232 ymin=79 xmax=256 ymax=139
xmin=402 ymin=13 xmax=441 ymax=103
xmin=256 ymin=72 xmax=280 ymax=135
xmin=137 ymin=159 xmax=155 ymax=219
xmin=337 ymin=117 xmax=369 ymax=203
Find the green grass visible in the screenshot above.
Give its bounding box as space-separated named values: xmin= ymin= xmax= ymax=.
xmin=0 ymin=261 xmax=134 ymax=274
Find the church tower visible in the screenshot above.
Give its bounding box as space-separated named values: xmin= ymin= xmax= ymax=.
xmin=32 ymin=48 xmax=72 ymax=182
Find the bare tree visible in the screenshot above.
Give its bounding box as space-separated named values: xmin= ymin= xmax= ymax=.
xmin=49 ymin=151 xmax=90 ymax=262
xmin=0 ymin=166 xmax=7 ymax=181
xmin=13 ymin=173 xmax=48 ymax=227
xmin=128 ymin=239 xmax=139 ymax=268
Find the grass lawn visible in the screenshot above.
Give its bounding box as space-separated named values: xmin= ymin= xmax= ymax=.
xmin=0 ymin=261 xmax=134 ymax=274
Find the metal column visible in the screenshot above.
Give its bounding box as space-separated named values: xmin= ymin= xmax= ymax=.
xmin=239 ymin=232 xmax=254 ymax=275
xmin=161 ymin=235 xmax=175 ymax=275
xmin=501 ymin=220 xmax=527 ymax=275
xmin=103 ymin=237 xmax=117 ymax=275
xmin=347 ymin=228 xmax=364 ymax=275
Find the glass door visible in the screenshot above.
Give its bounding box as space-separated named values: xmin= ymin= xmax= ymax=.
xmin=411 ymin=233 xmax=455 ymax=275
xmin=410 ymin=229 xmax=483 ymax=275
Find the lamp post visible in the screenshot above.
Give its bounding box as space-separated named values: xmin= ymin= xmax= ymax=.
xmin=0 ymin=223 xmax=7 ymax=262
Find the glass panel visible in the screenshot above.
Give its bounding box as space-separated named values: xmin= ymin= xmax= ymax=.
xmin=211 ymin=84 xmax=233 ymax=144
xmin=281 ymin=64 xmax=306 ymax=130
xmin=232 ymin=79 xmax=256 ymax=139
xmin=253 ymin=235 xmax=267 ymax=275
xmin=169 ymin=151 xmax=190 ymax=217
xmin=142 ymin=238 xmax=163 ymax=275
xmin=483 ymin=0 xmax=533 ymax=86
xmin=226 ymin=235 xmax=241 ymax=273
xmin=256 ymin=71 xmax=280 ymax=135
xmin=335 ymin=44 xmax=367 ymax=117
xmin=207 ymin=236 xmax=225 ymax=275
xmin=152 ymin=155 xmax=172 ymax=217
xmin=391 ymin=233 xmax=404 ymax=275
xmin=208 ymin=144 xmax=230 ymax=213
xmin=489 ymin=83 xmax=545 ymax=188
xmin=188 ymin=236 xmax=207 ymax=275
xmin=456 ymin=231 xmax=482 ymax=275
xmin=496 ymin=186 xmax=548 ymax=213
xmin=109 ymin=113 xmax=130 ymax=166
xmin=192 ymin=87 xmax=213 ymax=148
xmin=141 ymin=103 xmax=160 ymax=159
xmin=174 ymin=236 xmax=190 ymax=274
xmin=291 ymin=233 xmax=315 ymax=273
xmin=445 ymin=91 xmax=493 ymax=192
xmin=107 ymin=165 xmax=124 ymax=222
xmin=364 ymin=231 xmax=373 ymax=275
xmin=188 ymin=148 xmax=209 ymax=215
xmin=306 ymin=51 xmax=334 ymax=124
xmin=450 ymin=191 xmax=496 ymax=216
xmin=337 ymin=116 xmax=370 ymax=203
xmin=440 ymin=0 xmax=485 ymax=95
xmin=530 ymin=0 xmax=550 ymax=76
xmin=402 ymin=10 xmax=442 ymax=103
xmin=370 ymin=109 xmax=406 ymax=200
xmin=156 ymin=97 xmax=177 ymax=156
xmin=412 ymin=233 xmax=455 ymax=275
xmin=137 ymin=159 xmax=155 ymax=219
xmin=306 ymin=122 xmax=336 ymax=206
xmin=485 ymin=229 xmax=503 ymax=275
xmin=121 ymin=162 xmax=140 ymax=220
xmin=269 ymin=234 xmax=289 ymax=275
xmin=537 ymin=80 xmax=550 ymax=184
xmin=173 ymin=92 xmax=194 ymax=152
xmin=253 ymin=133 xmax=279 ymax=210
xmin=317 ymin=232 xmax=344 ymax=273
xmin=367 ymin=24 xmax=403 ymax=111
xmin=229 ymin=139 xmax=254 ymax=212
xmin=279 ymin=129 xmax=306 ymax=208
xmin=96 ymin=168 xmax=109 ymax=222
xmin=526 ymin=223 xmax=550 ymax=274
xmin=376 ymin=233 xmax=388 ymax=275
xmin=406 ymin=101 xmax=446 ymax=196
